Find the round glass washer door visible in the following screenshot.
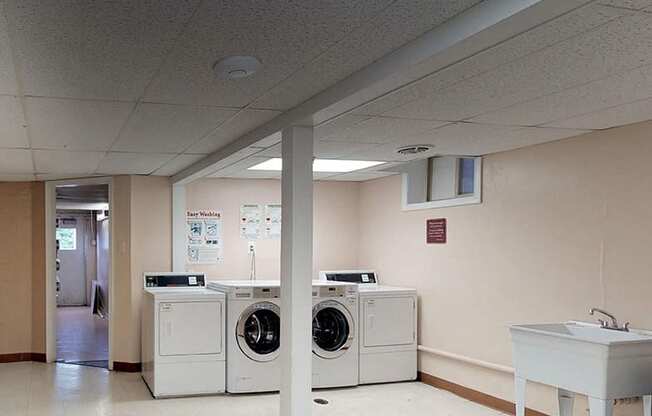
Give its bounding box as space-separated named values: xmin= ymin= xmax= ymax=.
xmin=312 ymin=300 xmax=355 ymax=359
xmin=236 ymin=302 xmax=280 ymax=362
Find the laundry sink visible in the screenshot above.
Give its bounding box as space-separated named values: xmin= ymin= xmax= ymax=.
xmin=510 ymin=321 xmax=652 ymax=416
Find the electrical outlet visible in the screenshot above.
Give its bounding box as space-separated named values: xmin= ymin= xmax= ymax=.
xmin=247 ymin=241 xmax=256 ymax=253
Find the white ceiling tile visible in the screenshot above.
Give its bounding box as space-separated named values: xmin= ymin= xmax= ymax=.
xmin=315 ymin=141 xmax=381 ymax=159
xmin=33 ymin=150 xmax=104 ymax=174
xmin=96 ymin=152 xmax=175 ymax=175
xmin=410 ymin=123 xmax=591 ymax=155
xmin=208 ymin=156 xmax=269 ymax=177
xmin=7 ymin=0 xmax=200 ymax=100
xmin=0 ymin=7 xmax=18 ymax=95
xmin=143 ymin=0 xmax=400 ymax=107
xmin=0 ymin=148 xmax=33 ymax=173
xmin=258 ymin=140 xmax=380 ymax=159
xmin=187 ymin=109 xmax=280 ymax=154
xmin=0 ymin=174 xmax=36 ymax=181
xmin=344 ymin=143 xmax=437 ymax=163
xmin=320 ymin=116 xmax=448 ymax=144
xmin=315 ymin=115 xmax=371 ymax=140
xmin=35 ymin=173 xmax=102 ymax=181
xmin=111 ymin=103 xmax=237 ymax=154
xmin=352 ymin=3 xmax=628 ymax=117
xmin=385 ymin=11 xmax=652 ymax=122
xmin=599 ymin=0 xmax=652 ymax=10
xmin=252 ymin=132 xmax=282 ymax=148
xmin=472 ymin=64 xmax=652 ymax=126
xmin=543 ymin=97 xmax=652 ymax=130
xmin=255 ymin=143 xmax=281 ymax=158
xmin=151 ymin=153 xmax=205 ymax=176
xmin=0 ymin=96 xmax=28 ymax=148
xmin=25 ymin=97 xmax=132 ymax=151
xmin=251 ymin=0 xmax=480 ymax=110
xmin=343 ymin=123 xmax=590 ymax=159
xmin=322 ymin=171 xmax=396 ymax=182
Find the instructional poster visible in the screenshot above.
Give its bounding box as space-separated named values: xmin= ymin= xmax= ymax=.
xmin=186 ymin=210 xmax=223 ymax=264
xmin=264 ymin=204 xmax=282 ymax=239
xmin=240 ymin=204 xmax=262 ymax=240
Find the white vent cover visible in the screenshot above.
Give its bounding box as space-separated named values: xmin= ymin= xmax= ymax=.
xmin=396 ymin=144 xmax=433 ymax=156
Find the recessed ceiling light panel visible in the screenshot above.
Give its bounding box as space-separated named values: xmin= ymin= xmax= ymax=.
xmin=248 ymin=158 xmax=384 ymax=173
xmin=213 ymin=55 xmax=261 ymax=80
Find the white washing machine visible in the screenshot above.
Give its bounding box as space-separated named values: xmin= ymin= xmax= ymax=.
xmin=141 ymin=272 xmax=226 ymax=398
xmin=312 ymin=280 xmax=359 ymax=389
xmin=207 ymin=280 xmax=281 ymax=393
xmin=319 ymin=270 xmax=417 ymax=384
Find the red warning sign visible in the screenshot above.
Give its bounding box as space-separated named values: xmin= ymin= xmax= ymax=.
xmin=426 ymin=218 xmax=446 ymax=244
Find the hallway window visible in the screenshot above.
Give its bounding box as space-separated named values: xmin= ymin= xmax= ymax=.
xmin=56 ymin=228 xmax=77 ymax=250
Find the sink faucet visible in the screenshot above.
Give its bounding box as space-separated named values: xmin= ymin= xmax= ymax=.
xmin=589 ymin=307 xmax=630 ymax=332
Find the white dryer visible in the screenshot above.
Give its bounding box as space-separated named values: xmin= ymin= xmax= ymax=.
xmin=319 ymin=270 xmax=417 ymax=385
xmin=312 ymin=281 xmax=359 ymax=388
xmin=141 ymin=272 xmax=226 ymax=398
xmin=207 ymin=280 xmax=281 ymax=393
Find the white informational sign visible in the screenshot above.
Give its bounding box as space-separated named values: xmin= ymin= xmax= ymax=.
xmin=240 ymin=204 xmax=262 ymax=240
xmin=264 ymin=204 xmax=282 ymax=239
xmin=186 ymin=210 xmax=223 ymax=264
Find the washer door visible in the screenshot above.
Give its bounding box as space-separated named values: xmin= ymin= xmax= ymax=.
xmin=312 ymin=300 xmax=354 ymax=359
xmin=236 ymin=302 xmax=280 ymax=362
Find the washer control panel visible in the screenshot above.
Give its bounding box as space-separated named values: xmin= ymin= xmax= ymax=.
xmin=313 ymin=285 xmax=357 ymax=298
xmin=144 ymin=273 xmax=206 ymax=288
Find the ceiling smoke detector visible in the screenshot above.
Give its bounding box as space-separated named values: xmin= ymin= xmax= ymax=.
xmin=396 ymin=144 xmax=434 ymax=156
xmin=213 ymin=55 xmax=261 ymax=80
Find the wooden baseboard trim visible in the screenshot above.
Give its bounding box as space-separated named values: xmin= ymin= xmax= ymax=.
xmin=0 ymin=352 xmax=46 ymax=363
xmin=113 ymin=361 xmax=142 ymax=372
xmin=418 ymin=372 xmax=548 ymax=416
xmin=30 ymin=353 xmax=46 ymax=362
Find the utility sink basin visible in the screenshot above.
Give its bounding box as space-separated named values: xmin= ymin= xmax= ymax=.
xmin=510 ymin=321 xmax=652 ymax=416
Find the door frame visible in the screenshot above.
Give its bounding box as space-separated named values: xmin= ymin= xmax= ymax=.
xmin=45 ymin=176 xmax=115 ymax=369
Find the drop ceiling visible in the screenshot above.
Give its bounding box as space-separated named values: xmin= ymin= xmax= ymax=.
xmin=1 ymin=1 xmax=652 ymax=182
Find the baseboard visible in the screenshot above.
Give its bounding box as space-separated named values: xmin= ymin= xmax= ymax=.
xmin=113 ymin=361 xmax=142 ymax=372
xmin=418 ymin=371 xmax=548 ymax=416
xmin=0 ymin=352 xmax=46 ymax=363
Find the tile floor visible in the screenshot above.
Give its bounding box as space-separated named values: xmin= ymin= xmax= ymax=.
xmin=56 ymin=306 xmax=108 ymax=364
xmin=0 ymin=361 xmax=506 ymax=416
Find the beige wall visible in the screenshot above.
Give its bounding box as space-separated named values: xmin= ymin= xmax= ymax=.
xmin=111 ymin=175 xmax=172 ymax=364
xmin=0 ymin=182 xmax=45 ymax=356
xmin=110 ymin=175 xmax=133 ymax=363
xmin=358 ymin=121 xmax=652 ymax=415
xmin=186 ymin=178 xmax=360 ymax=280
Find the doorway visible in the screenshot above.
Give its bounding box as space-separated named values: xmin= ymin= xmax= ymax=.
xmin=54 ymin=184 xmax=110 ymax=368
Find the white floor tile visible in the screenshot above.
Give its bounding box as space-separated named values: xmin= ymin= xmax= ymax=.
xmin=0 ymin=362 xmax=502 ymax=416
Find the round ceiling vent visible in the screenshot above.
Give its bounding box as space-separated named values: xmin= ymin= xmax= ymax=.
xmin=396 ymin=144 xmax=434 ymax=156
xmin=213 ymin=55 xmax=261 ymax=80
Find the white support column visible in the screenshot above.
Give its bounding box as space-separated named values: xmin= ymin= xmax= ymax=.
xmin=172 ymin=184 xmax=186 ymax=272
xmin=515 ymin=376 xmax=527 ymax=416
xmin=558 ymin=389 xmax=575 ymax=416
xmin=280 ymin=126 xmax=314 ymax=416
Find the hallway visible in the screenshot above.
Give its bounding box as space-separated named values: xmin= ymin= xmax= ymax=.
xmin=56 ymin=306 xmax=108 ymax=367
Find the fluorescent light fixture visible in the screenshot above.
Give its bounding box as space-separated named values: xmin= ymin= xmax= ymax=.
xmin=248 ymin=158 xmax=384 ymax=173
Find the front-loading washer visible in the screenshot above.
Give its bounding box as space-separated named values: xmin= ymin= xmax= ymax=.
xmin=207 ymin=280 xmax=281 ymax=393
xmin=312 ymin=281 xmax=359 ymax=388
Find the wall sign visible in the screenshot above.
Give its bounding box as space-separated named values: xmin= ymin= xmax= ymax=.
xmin=240 ymin=204 xmax=262 ymax=240
xmin=264 ymin=204 xmax=281 ymax=239
xmin=426 ymin=218 xmax=446 ymax=244
xmin=186 ymin=210 xmax=223 ymax=264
